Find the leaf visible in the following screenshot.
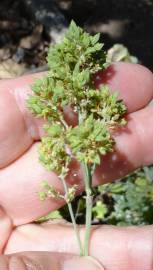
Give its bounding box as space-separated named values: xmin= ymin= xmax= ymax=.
xmin=109 ymin=183 xmax=126 ymax=194
xmin=135 ymin=178 xmax=148 ymax=187
xmin=67 ymin=20 xmax=81 ymax=40
xmin=91 ymin=33 xmax=100 ymax=45
xmin=46 ymin=124 xmax=63 ymax=137
xmin=92 ymin=201 xmax=108 ymax=220
xmin=36 ymin=211 xmax=63 ymax=222
xmin=93 ymin=43 xmax=103 ymax=51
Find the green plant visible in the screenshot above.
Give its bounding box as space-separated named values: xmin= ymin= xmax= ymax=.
xmin=28 ymin=21 xmax=126 ymax=257
xmin=99 ymin=166 xmax=153 ymax=226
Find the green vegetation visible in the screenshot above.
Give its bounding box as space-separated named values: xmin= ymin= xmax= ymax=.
xmin=95 ymin=166 xmax=153 ymax=226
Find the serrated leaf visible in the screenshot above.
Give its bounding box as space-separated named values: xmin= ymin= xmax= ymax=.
xmin=91 ymin=33 xmax=100 ymax=45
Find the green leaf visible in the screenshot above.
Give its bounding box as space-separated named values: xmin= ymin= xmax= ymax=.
xmin=109 ymin=183 xmax=126 ymax=194
xmin=66 ymin=20 xmax=81 ymax=40
xmin=36 ymin=210 xmax=63 ymax=222
xmin=92 ymin=201 xmax=108 ymax=220
xmin=135 ymin=178 xmax=148 ymax=187
xmin=91 ymin=33 xmax=100 ymax=45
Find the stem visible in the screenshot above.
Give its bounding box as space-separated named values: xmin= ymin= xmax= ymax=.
xmin=75 ymin=198 xmax=82 ymax=222
xmin=58 ymin=113 xmax=83 ymax=254
xmin=78 ymin=107 xmax=93 ymax=256
xmin=61 ymin=176 xmax=83 ymax=256
xmin=83 ymin=162 xmax=93 ymax=256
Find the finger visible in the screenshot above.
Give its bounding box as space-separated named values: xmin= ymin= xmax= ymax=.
xmin=0 ymin=63 xmax=153 ymax=168
xmin=4 ymin=223 xmax=153 ymax=270
xmin=0 ymin=252 xmax=103 ymax=270
xmin=0 ymin=72 xmax=45 ymax=169
xmin=0 ymin=143 xmax=65 ymax=226
xmin=1 ymin=106 xmax=153 ymax=225
xmin=0 ymin=208 xmax=12 ymax=253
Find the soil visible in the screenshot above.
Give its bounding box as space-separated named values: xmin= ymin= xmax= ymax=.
xmin=0 ymin=0 xmax=50 ymax=78
xmin=0 ymin=0 xmax=153 ymax=77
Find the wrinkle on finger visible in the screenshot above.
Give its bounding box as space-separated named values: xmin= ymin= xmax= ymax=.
xmin=0 ymin=208 xmax=12 ymax=254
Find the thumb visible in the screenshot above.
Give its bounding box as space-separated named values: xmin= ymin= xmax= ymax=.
xmin=0 ymin=251 xmax=104 ymax=270
xmin=63 ymin=256 xmax=104 ymax=270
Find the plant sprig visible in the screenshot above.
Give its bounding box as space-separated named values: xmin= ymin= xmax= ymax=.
xmin=27 ymin=20 xmax=127 ymax=257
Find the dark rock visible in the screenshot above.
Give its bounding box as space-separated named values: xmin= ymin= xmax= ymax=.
xmin=24 ymin=0 xmax=68 ymax=42
xmin=13 ymin=48 xmax=25 ymax=63
xmin=19 ymin=24 xmax=43 ymax=49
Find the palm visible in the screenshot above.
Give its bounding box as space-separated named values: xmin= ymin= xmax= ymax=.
xmin=0 ymin=62 xmax=153 ymax=269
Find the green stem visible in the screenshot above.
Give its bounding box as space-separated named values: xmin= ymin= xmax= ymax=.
xmin=77 ymin=107 xmax=93 ymax=256
xmin=61 ymin=176 xmax=83 ymax=256
xmin=75 ymin=198 xmax=82 ymax=222
xmin=83 ymin=162 xmax=93 ymax=256
xmin=58 ymin=113 xmax=83 ymax=254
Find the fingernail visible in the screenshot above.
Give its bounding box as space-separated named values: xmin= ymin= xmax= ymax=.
xmin=63 ymin=256 xmax=105 ymax=270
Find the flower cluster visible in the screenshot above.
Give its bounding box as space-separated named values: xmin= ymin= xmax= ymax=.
xmin=28 ymin=21 xmax=126 ymax=178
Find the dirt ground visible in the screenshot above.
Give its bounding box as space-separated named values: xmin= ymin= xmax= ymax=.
xmin=0 ymin=0 xmax=153 ymax=79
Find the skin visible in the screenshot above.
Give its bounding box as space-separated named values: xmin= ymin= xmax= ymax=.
xmin=0 ymin=62 xmax=153 ymax=269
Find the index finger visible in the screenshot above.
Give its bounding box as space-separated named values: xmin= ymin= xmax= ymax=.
xmin=0 ymin=62 xmax=153 ymax=168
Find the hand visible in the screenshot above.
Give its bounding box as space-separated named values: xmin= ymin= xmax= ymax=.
xmin=0 ymin=62 xmax=153 ymax=270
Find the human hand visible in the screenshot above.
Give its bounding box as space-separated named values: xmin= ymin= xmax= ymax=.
xmin=0 ymin=62 xmax=153 ymax=269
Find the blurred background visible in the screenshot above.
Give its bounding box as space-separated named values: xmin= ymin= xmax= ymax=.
xmin=0 ymin=0 xmax=153 ymax=79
